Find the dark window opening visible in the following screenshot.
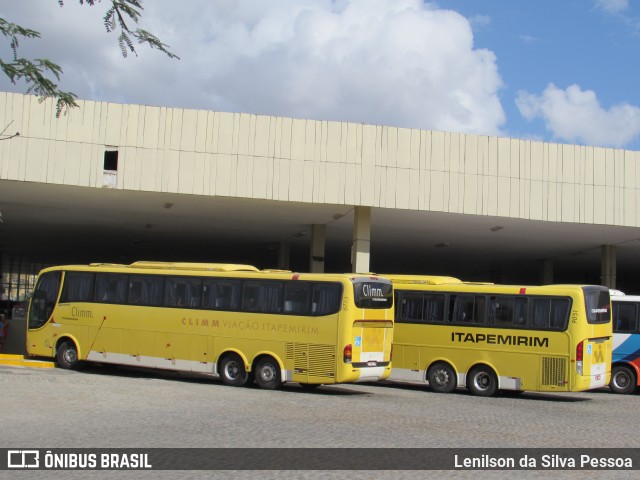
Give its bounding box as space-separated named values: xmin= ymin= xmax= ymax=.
xmin=104 ymin=150 xmax=118 ymax=171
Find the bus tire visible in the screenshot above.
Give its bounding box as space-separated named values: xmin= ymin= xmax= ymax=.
xmin=254 ymin=357 xmax=282 ymax=390
xmin=467 ymin=365 xmax=498 ymax=397
xmin=427 ymin=362 xmax=457 ymax=393
xmin=219 ymin=353 xmax=251 ymax=387
xmin=610 ymin=365 xmax=636 ymax=394
xmin=56 ymin=340 xmax=82 ymax=370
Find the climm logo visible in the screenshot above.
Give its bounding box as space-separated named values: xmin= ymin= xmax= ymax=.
xmin=361 ymin=284 xmax=383 ymax=297
xmin=451 ymin=332 xmax=549 ymax=348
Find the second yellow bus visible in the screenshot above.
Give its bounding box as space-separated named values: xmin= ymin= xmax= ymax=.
xmin=387 ymin=275 xmax=612 ymax=396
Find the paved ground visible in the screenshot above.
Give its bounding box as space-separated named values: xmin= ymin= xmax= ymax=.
xmin=0 ymin=363 xmax=638 ymax=480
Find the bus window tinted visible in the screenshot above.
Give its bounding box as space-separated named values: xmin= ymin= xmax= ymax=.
xmin=60 ymin=272 xmax=95 ymax=303
xmin=165 ymin=277 xmax=202 ymax=308
xmin=284 ymin=282 xmax=311 ymax=315
xmin=202 ymin=280 xmax=240 ymax=311
xmin=452 ymin=295 xmax=486 ymax=325
xmin=242 ymin=281 xmax=283 ymax=314
xmin=95 ymin=274 xmax=128 ymax=303
xmin=312 ymin=283 xmax=341 ymax=316
xmin=584 ymin=287 xmax=611 ymax=324
xmin=129 ymin=276 xmax=164 ymax=306
xmin=353 ymin=279 xmax=392 ymax=309
xmin=398 ymin=292 xmax=424 ymax=322
xmin=613 ymin=302 xmax=638 ymax=333
xmin=28 ymin=271 xmax=61 ymax=329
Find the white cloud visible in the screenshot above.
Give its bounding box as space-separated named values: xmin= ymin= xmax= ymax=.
xmin=516 ymin=84 xmax=640 ymax=148
xmin=0 ymin=0 xmax=506 ymax=136
xmin=594 ymin=0 xmax=629 ymax=14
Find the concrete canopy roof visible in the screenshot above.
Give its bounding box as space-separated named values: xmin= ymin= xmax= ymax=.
xmin=2 ymin=179 xmax=640 ymax=289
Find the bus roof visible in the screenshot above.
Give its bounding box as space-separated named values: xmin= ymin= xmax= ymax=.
xmin=384 ymin=274 xmax=463 ymax=285
xmin=42 ymin=262 xmax=393 ymax=282
xmin=126 ymin=261 xmax=260 ymax=272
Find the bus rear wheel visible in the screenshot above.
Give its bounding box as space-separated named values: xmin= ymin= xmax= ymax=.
xmin=56 ymin=340 xmax=82 ymax=370
xmin=254 ymin=357 xmax=282 ymax=390
xmin=219 ymin=353 xmax=251 ymax=387
xmin=610 ymin=365 xmax=637 ymax=394
xmin=427 ymin=362 xmax=457 ymax=393
xmin=467 ymin=365 xmax=498 ymax=397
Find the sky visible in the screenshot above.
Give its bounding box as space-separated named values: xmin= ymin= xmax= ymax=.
xmin=1 ymin=0 xmax=640 ymax=150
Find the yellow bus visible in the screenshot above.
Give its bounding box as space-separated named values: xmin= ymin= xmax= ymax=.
xmin=26 ymin=262 xmax=393 ymax=389
xmin=387 ymin=275 xmax=612 ymax=396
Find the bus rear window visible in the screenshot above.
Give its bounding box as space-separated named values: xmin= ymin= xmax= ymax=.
xmin=353 ymin=279 xmax=393 ymax=309
xmin=583 ymin=287 xmax=611 ymax=324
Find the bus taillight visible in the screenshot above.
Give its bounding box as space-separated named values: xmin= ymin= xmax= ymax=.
xmin=576 ymin=342 xmax=583 ymax=375
xmin=343 ymin=344 xmax=352 ymax=364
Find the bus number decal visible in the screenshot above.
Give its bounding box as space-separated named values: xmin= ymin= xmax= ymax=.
xmin=343 ymin=297 xmax=350 ymax=311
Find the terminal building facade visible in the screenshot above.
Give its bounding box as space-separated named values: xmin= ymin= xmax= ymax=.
xmin=2 ymin=91 xmax=640 ymax=302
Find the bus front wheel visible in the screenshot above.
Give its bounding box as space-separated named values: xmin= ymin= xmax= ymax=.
xmin=56 ymin=340 xmax=82 ymax=370
xmin=254 ymin=357 xmax=282 ymax=390
xmin=219 ymin=353 xmax=251 ymax=387
xmin=427 ymin=362 xmax=457 ymax=393
xmin=467 ymin=365 xmax=498 ymax=397
xmin=610 ymin=365 xmax=637 ymax=394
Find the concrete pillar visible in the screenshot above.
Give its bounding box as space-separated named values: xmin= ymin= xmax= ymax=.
xmin=601 ymin=245 xmax=616 ymax=289
xmin=277 ymin=241 xmax=290 ymax=270
xmin=540 ymin=259 xmax=553 ymax=285
xmin=351 ymin=206 xmax=371 ymax=273
xmin=310 ymin=224 xmax=326 ymax=273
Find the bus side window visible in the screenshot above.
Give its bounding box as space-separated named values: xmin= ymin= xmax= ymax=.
xmin=95 ymin=274 xmax=127 ymax=303
xmin=614 ymin=303 xmax=637 ymax=333
xmin=491 ymin=296 xmax=515 ymax=327
xmin=531 ymin=299 xmax=550 ymax=328
xmin=165 ymin=277 xmax=202 ymax=308
xmin=202 ymin=280 xmax=239 ymax=311
xmin=451 ymin=295 xmax=486 ymax=325
xmin=514 ymin=297 xmax=527 ymax=326
xmin=399 ymin=292 xmax=424 ymax=323
xmin=424 ymin=294 xmax=445 ymax=323
xmin=549 ymin=299 xmax=570 ymax=330
xmin=453 ymin=295 xmax=476 ymax=324
xmin=60 ymin=272 xmax=95 ymax=303
xmin=128 ymin=276 xmax=164 ymax=306
xmin=284 ymin=282 xmax=311 ymax=315
xmin=311 ymin=284 xmax=341 ymax=316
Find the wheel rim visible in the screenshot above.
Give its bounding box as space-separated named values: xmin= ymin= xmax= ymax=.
xmin=473 ymin=371 xmax=492 ymax=391
xmin=433 ymin=369 xmax=451 ymax=388
xmin=259 ymin=363 xmax=277 ymax=383
xmin=64 ymin=347 xmax=77 ymax=365
xmin=614 ymin=371 xmax=630 ymax=389
xmin=225 ymin=360 xmax=241 ymax=381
